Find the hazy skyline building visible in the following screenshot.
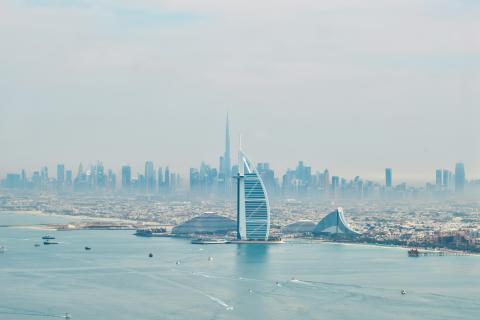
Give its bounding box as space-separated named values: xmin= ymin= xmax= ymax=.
xmin=56 ymin=164 xmax=65 ymax=189
xmin=121 ymin=165 xmax=132 ymax=189
xmin=65 ymin=170 xmax=72 ymax=187
xmin=145 ymin=161 xmax=155 ymax=193
xmin=455 ymin=163 xmax=465 ymax=194
xmin=221 ymin=114 xmax=231 ymax=195
xmin=443 ymin=169 xmax=450 ymax=189
xmin=385 ymin=168 xmax=392 ymax=188
xmin=436 ymin=169 xmax=443 ymax=189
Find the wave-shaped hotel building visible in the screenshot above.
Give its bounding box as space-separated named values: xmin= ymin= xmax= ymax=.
xmin=235 ymin=150 xmax=271 ymax=241
xmin=313 ymin=207 xmax=361 ymax=237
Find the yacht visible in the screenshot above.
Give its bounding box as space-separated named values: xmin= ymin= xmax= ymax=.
xmin=134 ymin=228 xmax=168 ymax=237
xmin=191 ymin=238 xmax=228 ymax=244
xmin=408 ymin=248 xmax=420 ymax=257
xmin=43 ymin=240 xmax=59 ymax=245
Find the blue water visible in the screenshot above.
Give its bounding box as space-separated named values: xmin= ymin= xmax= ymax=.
xmin=1 ymin=212 xmax=479 ymax=320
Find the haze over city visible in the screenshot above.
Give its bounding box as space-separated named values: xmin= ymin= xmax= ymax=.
xmin=1 ymin=0 xmax=479 ymax=183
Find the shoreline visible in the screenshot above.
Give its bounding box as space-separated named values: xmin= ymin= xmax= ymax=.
xmin=1 ymin=210 xmax=477 ymax=256
xmin=0 ymin=210 xmax=138 ymax=224
xmin=284 ymin=238 xmax=478 ymax=256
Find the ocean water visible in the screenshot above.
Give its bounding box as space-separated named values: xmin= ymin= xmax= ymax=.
xmin=1 ymin=212 xmax=480 ymax=320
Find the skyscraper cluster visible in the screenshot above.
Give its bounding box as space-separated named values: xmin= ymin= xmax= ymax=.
xmin=120 ymin=163 xmax=180 ymax=194
xmin=1 ymin=161 xmax=181 ymax=194
xmin=189 ymin=115 xmax=235 ymax=198
xmin=1 ymin=115 xmax=477 ymax=199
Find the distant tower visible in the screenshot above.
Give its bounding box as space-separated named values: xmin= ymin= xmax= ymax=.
xmin=332 ymin=176 xmax=340 ymax=196
xmin=323 ymin=169 xmax=330 ymax=195
xmin=455 ymin=163 xmax=465 ymax=194
xmin=164 ymin=166 xmax=171 ymax=192
xmin=223 ymin=114 xmax=231 ymax=194
xmin=435 ymin=169 xmax=443 ymax=189
xmin=57 ymin=164 xmax=65 ymax=189
xmin=121 ymin=165 xmax=132 ymax=190
xmin=145 ymin=161 xmax=155 ymax=193
xmin=157 ymin=167 xmax=164 ymax=191
xmin=442 ymin=169 xmax=450 ymax=189
xmin=66 ymin=170 xmax=72 ymax=187
xmin=385 ymin=168 xmax=392 ymax=188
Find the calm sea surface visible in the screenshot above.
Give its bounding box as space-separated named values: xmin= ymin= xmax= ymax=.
xmin=1 ymin=211 xmax=479 ymax=320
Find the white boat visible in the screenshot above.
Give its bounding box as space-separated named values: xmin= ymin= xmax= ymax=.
xmin=134 ymin=228 xmax=168 ymax=237
xmin=191 ymin=238 xmax=228 ymax=244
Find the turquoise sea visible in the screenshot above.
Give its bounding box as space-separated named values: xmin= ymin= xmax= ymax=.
xmin=1 ymin=211 xmax=479 ymax=320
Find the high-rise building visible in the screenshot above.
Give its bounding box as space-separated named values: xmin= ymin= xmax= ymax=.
xmin=145 ymin=161 xmax=155 ymax=193
xmin=385 ymin=168 xmax=392 ymax=188
xmin=5 ymin=173 xmax=21 ymax=188
xmin=236 ymin=150 xmax=270 ymax=241
xmin=222 ymin=114 xmax=231 ymax=194
xmin=94 ymin=162 xmax=106 ymax=189
xmin=157 ymin=167 xmax=163 ymax=191
xmin=21 ymin=169 xmax=27 ymax=188
xmin=74 ymin=163 xmax=88 ymax=192
xmin=332 ymin=176 xmax=340 ymax=196
xmin=57 ymin=164 xmax=65 ymax=189
xmin=442 ymin=169 xmax=450 ymax=189
xmin=455 ymin=163 xmax=465 ymax=194
xmin=435 ymin=169 xmax=443 ymax=188
xmin=257 ymin=163 xmax=277 ymax=196
xmin=323 ymin=169 xmax=330 ymax=194
xmin=164 ymin=167 xmax=171 ymax=192
xmin=65 ymin=170 xmax=73 ymax=187
xmin=121 ymin=165 xmax=132 ymax=189
xmin=41 ymin=166 xmax=48 ymax=186
xmin=108 ymin=169 xmax=116 ymax=191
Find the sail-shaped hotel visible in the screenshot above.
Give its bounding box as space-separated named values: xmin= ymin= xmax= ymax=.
xmin=235 ymin=150 xmax=271 ymax=241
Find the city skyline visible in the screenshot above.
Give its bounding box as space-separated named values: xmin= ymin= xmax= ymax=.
xmin=0 ymin=113 xmax=477 ymax=186
xmin=1 ymin=113 xmax=478 ymax=183
xmin=0 ymin=120 xmax=476 ymax=189
xmin=1 ymin=1 xmax=479 ymax=180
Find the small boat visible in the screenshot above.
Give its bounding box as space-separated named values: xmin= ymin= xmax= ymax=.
xmin=42 ymin=236 xmax=56 ymax=240
xmin=148 ymin=253 xmax=153 ymax=258
xmin=208 ymin=256 xmax=214 ymax=261
xmin=191 ymin=238 xmax=227 ymax=244
xmin=134 ymin=228 xmax=168 ymax=237
xmin=34 ymin=244 xmax=41 ymax=247
xmin=43 ymin=241 xmax=59 ymax=245
xmin=401 ymin=290 xmax=407 ymax=295
xmin=0 ymin=246 xmax=6 ymax=253
xmin=84 ymin=247 xmax=91 ymax=251
xmin=176 ymin=260 xmax=181 ymax=265
xmin=408 ymin=248 xmax=420 ymax=257
xmin=63 ymin=313 xmax=71 ymax=319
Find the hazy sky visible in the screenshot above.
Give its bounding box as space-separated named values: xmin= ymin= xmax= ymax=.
xmin=0 ymin=0 xmax=479 ymax=183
